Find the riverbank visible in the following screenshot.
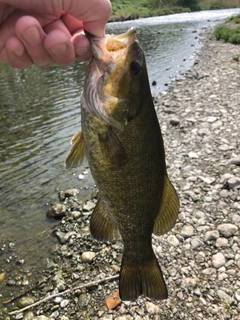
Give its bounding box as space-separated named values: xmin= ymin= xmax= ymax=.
xmin=110 ymin=0 xmax=240 ymax=21
xmin=4 ymin=31 xmax=240 ymax=319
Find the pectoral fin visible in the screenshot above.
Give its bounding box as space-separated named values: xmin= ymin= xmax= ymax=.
xmin=153 ymin=175 xmax=179 ymax=235
xmin=65 ymin=130 xmax=86 ymax=169
xmin=90 ymin=198 xmax=119 ymax=241
xmin=98 ymin=127 xmax=127 ymax=166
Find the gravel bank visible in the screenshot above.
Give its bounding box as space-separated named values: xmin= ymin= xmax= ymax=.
xmin=6 ymin=31 xmax=240 ymax=320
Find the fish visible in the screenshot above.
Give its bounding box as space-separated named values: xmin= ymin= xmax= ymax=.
xmin=65 ymin=27 xmax=179 ymax=301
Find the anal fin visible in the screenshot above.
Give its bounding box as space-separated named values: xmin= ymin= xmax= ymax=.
xmin=153 ymin=174 xmax=179 ymax=235
xmin=90 ymin=198 xmax=119 ymax=241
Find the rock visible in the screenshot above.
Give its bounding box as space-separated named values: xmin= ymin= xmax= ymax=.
xmin=55 ymin=231 xmax=76 ymax=244
xmin=204 ymin=230 xmax=219 ymax=242
xmin=60 ymin=299 xmax=70 ymax=308
xmin=170 ymin=119 xmax=180 ymax=126
xmin=188 ymin=152 xmax=199 ymax=158
xmin=217 ymin=289 xmax=233 ymax=304
xmin=227 ymin=176 xmax=240 ymax=189
xmin=235 ymin=289 xmax=240 ymax=302
xmin=17 ymin=296 xmax=36 ymax=308
xmin=166 ymin=235 xmax=179 ymax=246
xmin=82 ymin=200 xmax=95 ymax=212
xmin=219 ymin=189 xmax=229 ymax=198
xmin=71 ymin=210 xmax=81 ymax=219
xmin=191 ymin=238 xmax=202 ymax=249
xmin=230 ymin=157 xmax=240 ymax=166
xmin=81 ymin=251 xmax=96 ymax=263
xmin=181 ymin=277 xmax=199 ymax=288
xmin=47 ymin=203 xmax=67 ymax=219
xmin=22 ymin=312 xmax=35 ymax=320
xmin=212 ymin=252 xmax=226 ymax=269
xmin=215 ymin=238 xmax=228 ymax=247
xmin=145 ymin=301 xmax=162 ymax=314
xmin=64 ymin=189 xmax=79 ymax=197
xmin=180 ymin=225 xmax=194 ymax=238
xmin=217 ymin=223 xmax=238 ymax=238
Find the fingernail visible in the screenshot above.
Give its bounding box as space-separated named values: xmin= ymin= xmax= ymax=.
xmin=50 ymin=43 xmax=68 ymax=57
xmin=14 ymin=45 xmax=25 ymax=57
xmin=22 ymin=26 xmax=41 ymax=46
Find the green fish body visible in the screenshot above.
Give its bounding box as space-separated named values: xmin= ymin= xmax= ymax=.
xmin=66 ymin=28 xmax=179 ymax=300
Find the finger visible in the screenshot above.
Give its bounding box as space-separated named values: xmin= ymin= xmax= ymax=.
xmin=71 ymin=31 xmax=92 ymax=61
xmin=15 ymin=15 xmax=54 ymax=67
xmin=5 ymin=35 xmax=32 ymax=68
xmin=44 ymin=20 xmax=75 ymax=65
xmin=61 ymin=14 xmax=92 ymax=61
xmin=64 ymin=0 xmax=112 ymax=38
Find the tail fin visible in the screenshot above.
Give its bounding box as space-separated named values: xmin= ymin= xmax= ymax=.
xmin=119 ymin=253 xmax=168 ymax=301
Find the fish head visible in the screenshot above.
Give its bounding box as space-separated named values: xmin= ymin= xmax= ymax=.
xmin=84 ymin=28 xmax=150 ymax=128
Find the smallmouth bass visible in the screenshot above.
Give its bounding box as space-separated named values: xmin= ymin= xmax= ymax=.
xmin=66 ymin=28 xmax=179 ymax=300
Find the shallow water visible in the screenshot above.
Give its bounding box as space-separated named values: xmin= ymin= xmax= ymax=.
xmin=0 ymin=8 xmax=240 ymax=295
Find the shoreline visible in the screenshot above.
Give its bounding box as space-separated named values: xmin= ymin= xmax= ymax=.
xmin=5 ymin=31 xmax=240 ymax=319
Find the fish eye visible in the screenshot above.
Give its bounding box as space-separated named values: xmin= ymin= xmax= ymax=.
xmin=130 ymin=60 xmax=141 ymax=75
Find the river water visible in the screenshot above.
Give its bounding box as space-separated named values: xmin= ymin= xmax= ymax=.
xmin=0 ymin=8 xmax=240 ymax=296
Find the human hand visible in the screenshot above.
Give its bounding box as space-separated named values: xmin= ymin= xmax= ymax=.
xmin=0 ymin=0 xmax=111 ymax=68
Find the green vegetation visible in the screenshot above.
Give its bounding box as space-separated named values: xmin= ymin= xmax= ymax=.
xmin=110 ymin=0 xmax=240 ymax=21
xmin=214 ymin=14 xmax=240 ymax=44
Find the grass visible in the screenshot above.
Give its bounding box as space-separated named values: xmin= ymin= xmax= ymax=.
xmin=214 ymin=14 xmax=240 ymax=44
xmin=110 ymin=0 xmax=240 ymax=21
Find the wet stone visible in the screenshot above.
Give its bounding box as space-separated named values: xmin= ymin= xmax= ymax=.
xmin=47 ymin=202 xmax=67 ymax=219
xmin=17 ymin=296 xmax=36 ymax=308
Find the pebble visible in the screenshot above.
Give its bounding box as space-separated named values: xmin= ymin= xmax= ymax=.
xmin=81 ymin=251 xmax=96 ymax=263
xmin=145 ymin=301 xmax=162 ymax=314
xmin=212 ymin=252 xmax=226 ymax=269
xmin=82 ymin=200 xmax=96 ymax=212
xmin=180 ymin=225 xmax=194 ymax=238
xmin=217 ymin=223 xmax=238 ymax=238
xmin=215 ymin=237 xmax=228 ymax=247
xmin=204 ymin=230 xmax=219 ymax=242
xmin=60 ymin=299 xmax=70 ymax=308
xmin=166 ymin=235 xmax=179 ymax=246
xmin=230 ymin=157 xmax=240 ymax=166
xmin=17 ymin=296 xmax=36 ymax=308
xmin=217 ymin=289 xmax=233 ymax=304
xmin=46 ymin=203 xmax=67 ymax=218
xmin=228 ymin=176 xmax=240 ymax=189
xmin=235 ymin=289 xmax=240 ymax=302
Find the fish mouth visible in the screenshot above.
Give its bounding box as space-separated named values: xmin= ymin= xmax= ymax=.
xmin=85 ymin=28 xmax=137 ymax=74
xmin=85 ymin=27 xmax=136 ymax=53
